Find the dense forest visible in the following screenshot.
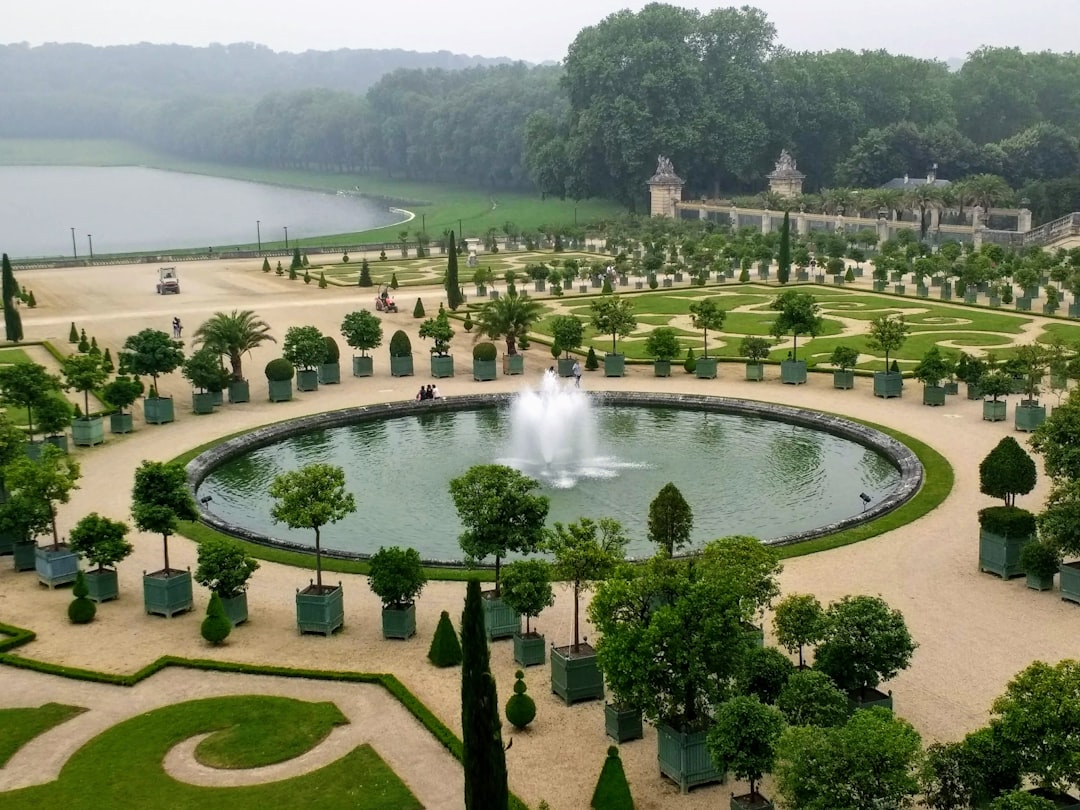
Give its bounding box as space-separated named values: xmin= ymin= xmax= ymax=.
xmin=4 ymin=4 xmax=1080 ymax=220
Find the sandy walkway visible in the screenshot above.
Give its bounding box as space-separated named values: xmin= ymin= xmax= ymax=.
xmin=0 ymin=258 xmax=1074 ymax=809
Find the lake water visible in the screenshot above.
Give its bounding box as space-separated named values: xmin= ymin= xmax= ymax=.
xmin=0 ymin=166 xmax=403 ymax=258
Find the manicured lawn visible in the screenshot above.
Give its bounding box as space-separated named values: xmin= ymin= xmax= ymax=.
xmin=0 ymin=348 xmax=33 ymax=365
xmin=0 ymin=703 xmax=86 ymax=767
xmin=0 ymin=695 xmax=420 ymax=810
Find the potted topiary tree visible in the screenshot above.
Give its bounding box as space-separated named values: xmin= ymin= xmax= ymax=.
xmin=769 ymin=291 xmax=822 ymax=385
xmin=264 ymin=358 xmax=295 ymax=402
xmin=1014 ymin=345 xmax=1049 ymax=432
xmin=194 ymin=535 xmax=260 ymax=625
xmin=1019 ymin=540 xmax=1060 ymax=592
xmin=472 ymin=291 xmax=544 ymax=376
xmin=689 ymin=298 xmax=726 ymax=379
xmin=505 ymin=670 xmax=537 ymax=731
xmin=590 ymin=296 xmax=638 ymax=377
xmin=132 ymin=460 xmax=198 ymax=616
xmin=119 ymin=328 xmax=184 ymax=424
xmin=956 ymin=353 xmax=987 ymax=400
xmin=61 ymin=353 xmax=108 ymax=446
xmin=367 ymin=545 xmax=427 ymax=639
xmin=772 ymin=593 xmax=825 ymax=669
xmin=270 ymin=463 xmax=356 ymax=635
xmin=318 ymin=335 xmax=341 ymax=384
xmin=449 ymin=464 xmax=549 ymax=640
xmin=6 ymin=445 xmax=81 ymax=587
xmin=741 ymin=336 xmax=773 ymax=382
xmin=101 ymin=375 xmax=143 ymax=434
xmin=829 ymin=345 xmax=859 ymax=390
xmin=419 ymin=309 xmax=455 ymax=378
xmin=868 ymin=313 xmax=910 ymax=398
xmin=340 ymin=309 xmax=383 ymax=377
xmin=472 ymin=341 xmax=498 ymax=381
xmin=500 ymin=558 xmax=554 ymax=667
xmin=37 ymin=395 xmax=74 ymax=454
xmin=913 ymin=345 xmax=953 ymax=406
xmin=282 ymin=325 xmax=327 ymax=392
xmin=645 ymin=326 xmax=681 ymax=378
xmin=0 ymin=361 xmax=62 ymax=455
xmin=551 ymin=315 xmax=584 ymax=377
xmin=978 ymin=436 xmax=1038 ymax=579
xmin=68 ymin=512 xmax=132 ymax=602
xmin=980 ymin=369 xmax=1013 ymax=422
xmin=193 ymin=310 xmax=276 ymax=404
xmin=706 ymin=695 xmax=784 ymax=810
xmin=388 ymin=329 xmax=414 ymax=377
xmin=182 ymin=346 xmax=230 ymax=415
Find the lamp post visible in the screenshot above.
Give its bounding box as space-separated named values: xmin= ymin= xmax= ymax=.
xmin=458 ymin=218 xmax=463 ymax=240
xmin=87 ymin=234 xmax=94 ymax=261
xmin=256 ymin=220 xmax=261 ymax=254
xmin=70 ymin=227 xmax=77 ymax=259
xmin=283 ymin=226 xmax=289 ymax=251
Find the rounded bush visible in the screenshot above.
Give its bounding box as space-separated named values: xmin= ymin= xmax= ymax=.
xmin=473 ymin=342 xmax=497 ymax=362
xmin=68 ymin=596 xmax=96 ymax=624
xmin=978 ymin=506 xmax=1036 ymax=537
xmin=323 ymin=336 xmax=340 ymax=363
xmin=505 ymin=670 xmax=536 ymax=729
xmin=264 ymin=358 xmax=295 ymax=382
xmin=389 ymin=330 xmax=412 ymax=357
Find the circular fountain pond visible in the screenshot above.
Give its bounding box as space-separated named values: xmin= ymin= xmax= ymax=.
xmin=188 ymin=387 xmax=921 ymax=563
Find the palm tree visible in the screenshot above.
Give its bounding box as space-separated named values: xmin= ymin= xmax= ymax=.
xmin=193 ymin=310 xmax=276 ymax=381
xmin=864 ymin=188 xmax=904 ymax=221
xmin=820 ymin=187 xmax=857 ymax=216
xmin=904 ymin=185 xmax=945 ymax=238
xmin=473 ymin=292 xmax=545 ymax=355
xmin=961 ymin=174 xmax=1014 ymax=218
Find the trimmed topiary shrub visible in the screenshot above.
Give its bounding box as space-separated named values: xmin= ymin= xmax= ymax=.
xmin=463 ymin=311 xmax=473 ymax=332
xmin=473 ymin=342 xmax=497 ymax=362
xmin=261 ymin=258 xmax=271 ymax=273
xmin=585 ymin=346 xmax=599 ymax=370
xmin=68 ymin=571 xmax=96 ymax=625
xmin=590 ymin=746 xmax=634 ymax=809
xmin=683 ymin=347 xmax=697 ymax=374
xmin=201 ymin=592 xmax=232 ymax=645
xmin=276 ymin=261 xmax=284 ymax=275
xmin=978 ymin=506 xmax=1037 ymax=537
xmin=323 ymin=336 xmax=340 ymax=363
xmin=390 ymin=272 xmax=399 ymax=288
xmin=428 ymin=610 xmax=462 ymax=667
xmin=505 ymin=670 xmax=536 ymax=730
xmin=318 ymin=272 xmax=327 ymax=289
xmin=413 ymin=297 xmax=425 ymax=318
xmin=69 ymin=322 xmax=78 ymax=343
xmin=264 ymin=358 xmax=295 ymax=382
xmin=389 ymin=330 xmax=412 ymax=357
xmin=303 ymin=269 xmax=312 ymax=285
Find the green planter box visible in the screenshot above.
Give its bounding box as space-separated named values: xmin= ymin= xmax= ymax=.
xmin=390 ymin=355 xmax=414 ymax=377
xmin=1016 ymin=297 xmax=1032 ymax=312
xmin=917 ymin=285 xmax=929 ymax=298
xmin=296 ymin=369 xmax=319 ymax=391
xmin=832 ymin=275 xmax=844 ymax=285
xmin=85 ymin=568 xmax=119 ymax=602
xmin=944 ymin=381 xmax=959 ymax=395
xmin=848 ymin=686 xmax=893 ymax=714
xmin=605 ymin=703 xmax=644 ymax=743
xmin=653 ymin=359 xmax=672 ymax=378
xmin=796 ymin=270 xmax=809 ymax=282
xmin=473 ymin=359 xmax=497 ymax=381
xmin=964 ymin=290 xmax=978 ymax=304
xmin=550 ymin=644 xmax=604 ymax=705
xmin=71 ymin=416 xmax=104 ymax=447
xmin=220 ymin=593 xmax=249 ymax=626
xmin=923 ymin=385 xmax=946 ymax=406
xmin=731 ymin=794 xmax=775 ymax=810
xmin=745 ymin=362 xmax=764 ymax=381
xmin=296 ymin=583 xmax=344 ymax=635
xmin=873 ymin=280 xmax=887 ymax=292
xmin=873 ymin=371 xmax=903 ymax=399
xmin=979 ymin=529 xmax=1033 ymax=579
xmin=109 ymin=412 xmax=134 ymax=434
xmin=1044 ymin=303 xmax=1059 ymax=316
xmin=143 ymin=569 xmax=193 ymax=617
xmin=1070 ymin=302 xmax=1080 ymax=318
xmin=1026 ymin=571 xmax=1055 ymax=591
xmin=192 ymin=392 xmax=215 ymax=415
xmin=44 ymin=434 xmax=68 ymax=454
xmin=1024 ymin=285 xmax=1040 ymax=299
xmin=893 ymin=284 xmax=906 ymax=295
xmin=227 ymin=379 xmax=250 ymax=403
xmin=352 ymin=356 xmax=373 ymax=377
xmin=657 ymin=723 xmax=725 ymax=793
xmin=966 ymin=382 xmax=982 ymax=400
xmin=430 ymin=355 xmax=455 ymax=378
xmin=780 ymin=359 xmax=807 ymax=385
xmin=1058 ymin=562 xmax=1080 ymax=605
xmin=35 ymin=545 xmax=80 ymax=588
xmin=13 ymin=541 xmax=36 ymax=571
xmin=267 ymin=378 xmax=293 ymax=402
xmin=482 ymin=594 xmax=520 ymax=641
xmin=833 ymin=370 xmax=854 ymax=390
xmin=381 ymin=603 xmax=416 ymax=639
xmin=513 ymin=632 xmax=546 ymax=667
xmin=533 ymin=280 xmax=545 ymax=292
xmin=318 ymin=362 xmax=341 ymax=385
xmin=940 ymin=283 xmax=953 ymax=300
xmin=209 ymin=389 xmax=224 ymax=406
xmin=502 ymin=354 xmax=525 ymax=376
xmin=983 ymin=400 xmax=1007 ymax=422
xmin=143 ymin=397 xmax=174 ymax=425
xmin=1015 ymin=401 xmax=1046 ymax=432
xmin=0 ymin=526 xmax=16 ymax=556
xmin=695 ymin=357 xmax=718 ymax=379
xmin=604 ymin=354 xmax=626 ymax=377
xmin=989 ymin=296 xmax=1001 ymax=307
xmin=557 ymin=358 xmax=576 ymax=378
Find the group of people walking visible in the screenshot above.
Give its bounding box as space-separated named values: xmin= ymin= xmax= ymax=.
xmin=416 ymin=384 xmax=441 ymax=401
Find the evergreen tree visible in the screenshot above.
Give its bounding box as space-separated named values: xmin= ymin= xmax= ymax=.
xmin=462 ymin=579 xmax=508 ymax=810
xmin=585 ymin=346 xmax=599 ymax=370
xmin=68 ymin=570 xmax=96 ymax=624
xmin=78 ymin=329 xmax=90 ymax=353
xmin=102 ymin=348 xmax=114 ymax=374
xmin=358 ymin=258 xmax=373 ymax=287
xmin=290 ymin=247 xmax=302 ymax=271
xmin=505 ymin=669 xmax=536 ymax=729
xmin=302 ymin=253 xmax=309 ymax=267
xmin=303 ymin=268 xmax=312 ymax=284
xmin=647 ymin=482 xmax=694 ymax=557
xmin=777 ymin=211 xmax=791 ymax=285
xmin=261 ymin=257 xmax=271 ymax=273
xmin=446 ymin=232 xmax=464 ymax=310
xmin=590 ymin=746 xmax=634 ymax=809
xmin=201 ymin=591 xmax=232 ymax=645
xmin=26 ymin=291 xmax=35 ymax=308
xmin=288 ymin=264 xmax=297 ymax=280
xmin=69 ymin=322 xmax=79 ymax=343
xmin=428 ymin=610 xmax=463 ymax=667
xmin=2 ymin=253 xmax=22 ymax=343
xmin=318 ymin=272 xmax=327 ymax=289
xmin=390 ymin=272 xmax=399 ymax=288
xmin=413 ymin=298 xmax=426 ymax=318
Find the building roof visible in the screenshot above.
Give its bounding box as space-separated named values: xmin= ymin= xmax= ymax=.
xmin=880 ymin=175 xmax=952 ymax=190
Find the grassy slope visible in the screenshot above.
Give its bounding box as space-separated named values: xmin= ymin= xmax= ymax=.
xmin=0 ymin=703 xmax=86 ymax=767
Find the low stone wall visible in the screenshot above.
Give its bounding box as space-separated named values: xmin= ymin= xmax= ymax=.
xmin=185 ymin=392 xmax=923 ymax=564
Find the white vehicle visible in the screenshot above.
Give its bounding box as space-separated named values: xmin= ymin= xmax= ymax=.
xmin=156 ymin=267 xmax=180 ymax=294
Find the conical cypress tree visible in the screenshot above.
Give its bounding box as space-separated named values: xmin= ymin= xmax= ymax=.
xmin=69 ymin=322 xmax=79 ymax=343
xmin=103 ymin=348 xmax=114 ymax=373
xmin=390 ymin=272 xmax=399 ymax=289
xmin=26 ymin=290 xmax=35 ymax=308
xmin=201 ymin=592 xmax=232 ymax=645
xmin=318 ymin=272 xmax=327 ymax=289
xmin=462 ymin=579 xmax=508 ymax=810
xmin=302 ymin=254 xmax=309 ymax=267
xmin=89 ymin=336 xmax=100 ymax=355
xmin=288 ymin=264 xmax=297 ymax=280
xmin=2 ymin=253 xmax=22 ymax=343
xmin=585 ymin=346 xmax=599 ymax=370
xmin=590 ymin=746 xmax=634 ymax=809
xmin=446 ymin=232 xmax=464 ymax=311
xmin=291 ymin=247 xmax=303 ymax=271
xmin=428 ymin=610 xmax=463 ymax=667
xmin=413 ymin=298 xmax=425 ymax=318
xmin=358 ymin=259 xmax=373 ymax=287
xmin=261 ymin=257 xmax=271 ymax=273
xmin=777 ymin=211 xmax=791 ymax=285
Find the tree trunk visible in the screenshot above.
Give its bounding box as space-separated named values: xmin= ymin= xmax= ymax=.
xmin=163 ymin=533 xmax=170 ymax=571
xmin=230 ymin=351 xmax=243 ymax=380
xmin=50 ymin=507 xmax=59 ymax=549
xmin=494 ymin=554 xmax=501 ymax=596
xmin=572 ymin=582 xmax=581 ymax=651
xmin=314 ymin=526 xmax=322 ymax=589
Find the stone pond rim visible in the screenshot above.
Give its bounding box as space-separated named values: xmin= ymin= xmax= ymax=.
xmin=184 ymin=392 xmax=923 ymax=567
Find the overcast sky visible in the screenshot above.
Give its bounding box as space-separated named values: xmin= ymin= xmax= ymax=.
xmin=5 ymin=0 xmax=1078 ymax=64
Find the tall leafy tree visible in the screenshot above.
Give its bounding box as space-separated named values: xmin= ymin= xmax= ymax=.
xmin=473 ymin=291 xmax=544 ymax=356
xmin=193 ymin=310 xmax=276 ymax=382
xmin=769 ymin=291 xmax=822 ymax=362
xmin=5 ymin=444 xmax=80 ymax=549
xmin=131 ymin=460 xmax=198 ymax=573
xmin=646 ymin=482 xmax=693 ymax=557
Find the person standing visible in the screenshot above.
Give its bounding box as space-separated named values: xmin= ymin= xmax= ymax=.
xmin=572 ymin=360 xmax=582 ymax=388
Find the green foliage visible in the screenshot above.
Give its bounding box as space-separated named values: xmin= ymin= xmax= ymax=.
xmin=1019 ymin=540 xmax=1061 ymax=579
xmin=288 ymin=264 xmax=297 ymax=280
xmin=321 ymin=336 xmax=340 ymax=363
xmin=61 ymin=353 xmax=109 ymax=417
xmin=551 ymin=315 xmax=585 ymax=358
xmin=682 ymin=347 xmax=696 ymax=373
xmin=36 ymin=395 xmax=73 ymax=436
xmin=814 ymin=595 xmax=917 ymax=693
xmin=643 ymin=326 xmax=680 ymax=360
xmin=978 ymin=505 xmax=1037 ymax=537
xmin=194 ymin=309 xmax=276 ymax=382
xmin=589 ymin=296 xmax=637 ymax=356
xmin=290 ymin=247 xmax=302 ymax=270
xmin=367 ymin=546 xmax=426 ymax=609
xmin=772 ymin=593 xmax=825 ymax=668
xmin=590 ymin=746 xmax=634 ymax=810
xmin=340 ymin=310 xmax=383 ymax=356
xmin=413 ymin=297 xmax=425 ymax=318
xmin=428 ymin=610 xmax=462 ymax=668
xmin=261 ymin=257 xmax=271 ymax=273
xmin=777 ymin=212 xmax=791 ymax=284
xmin=688 ymin=297 xmax=726 ymax=358
xmin=740 ymin=335 xmax=773 ymax=362
xmin=473 ymin=293 xmax=544 ymax=355
xmin=585 ymin=346 xmax=599 ymax=370
xmin=132 ymin=460 xmax=198 ymax=572
xmin=866 ymin=313 xmax=911 ymax=368
xmin=980 ymin=369 xmax=1014 ymax=401
xmin=547 ymin=517 xmax=629 ymax=648
xmin=317 ymin=271 xmax=326 ymax=288
xmin=463 ymin=311 xmax=473 ymax=332
xmin=646 ymin=482 xmax=693 ymax=557
xmin=100 ymin=375 xmax=143 ymax=414
xmin=1031 ymin=386 xmax=1080 ymax=482
xmin=276 ymin=261 xmax=284 ymax=275
xmin=829 ymin=345 xmax=860 ymax=371
xmin=472 ymin=342 xmax=497 ymax=362
xmin=418 ymin=310 xmax=454 ymax=356
xmin=182 ymin=346 xmax=230 ymax=393
xmin=119 ymin=328 xmax=184 ymax=393
xmin=6 ymin=444 xmax=81 ymax=546
xmin=195 ymin=536 xmax=260 ymax=599
xmin=0 ymin=703 xmax=86 ymax=768
xmin=776 ymin=669 xmax=849 ymax=728
xmin=2 ymin=253 xmax=22 ymax=342
xmin=358 ymin=259 xmax=372 ymax=286
xmin=389 ymin=330 xmax=412 ymax=357
xmin=282 ymin=325 xmax=327 ymax=370
xmin=601 ymin=275 xmax=613 ymax=294
xmin=201 ymin=592 xmax=232 ymax=645
xmin=707 ymin=694 xmax=784 ymax=799
xmin=504 ymin=670 xmax=536 ymax=729
xmin=342 ymin=252 xmax=350 ymax=264
xmin=913 ymin=345 xmax=954 ymax=387
xmin=499 ymin=560 xmax=554 ymax=635
xmin=445 ymin=232 xmax=464 ymax=310
xmin=989 ymin=792 xmax=1057 ymax=810
xmin=264 ymin=358 xmax=295 ymax=382
xmin=68 ymin=322 xmax=79 ymax=343
xmin=379 ymin=250 xmax=387 ymax=261
xmin=980 ymin=436 xmax=1038 ymax=506
xmin=769 ymin=291 xmax=822 ymax=361
xmin=68 ymin=571 xmax=97 ymax=624
xmin=68 ymin=513 xmax=132 ymax=571
xmin=739 ymin=645 xmax=796 ymax=705
xmin=389 ymin=271 xmax=398 ymax=287
xmin=0 ymin=361 xmax=61 ymax=439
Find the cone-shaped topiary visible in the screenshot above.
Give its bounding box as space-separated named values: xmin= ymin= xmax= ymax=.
xmin=303 ymin=269 xmax=312 ymax=285
xmin=69 ymin=322 xmax=79 ymax=343
xmin=683 ymin=347 xmax=697 ymax=374
xmin=276 ymin=261 xmax=284 ymax=275
xmin=68 ymin=571 xmax=97 ymax=625
xmin=201 ymin=592 xmax=232 ymax=645
xmin=413 ymin=297 xmax=425 ymax=318
xmin=318 ymin=272 xmax=327 ymax=289
xmin=473 ymin=342 xmax=497 ymax=362
xmin=428 ymin=610 xmax=463 ymax=667
xmin=102 ymin=348 xmax=114 ymax=374
xmin=264 ymin=358 xmax=295 ymax=381
xmin=358 ymin=259 xmax=372 ymax=287
xmin=262 ymin=257 xmax=271 ymax=273
xmin=389 ymin=330 xmax=412 ymax=357
xmin=291 ymin=247 xmax=303 ymax=270
xmin=590 ymin=746 xmax=634 ymax=809
xmin=602 ymin=276 xmax=613 ymax=294
xmin=78 ymin=328 xmax=90 ymax=353
xmin=26 ymin=290 xmax=36 ymax=308
xmin=585 ymin=346 xmax=599 ymax=370
xmin=302 ymin=254 xmax=310 ymax=267
xmin=505 ymin=670 xmax=536 ymax=730
xmin=390 ymin=272 xmax=399 ymax=288
xmin=89 ymin=336 xmax=99 ymax=355
xmin=464 ymin=311 xmax=473 ymax=332
xmin=288 ymin=265 xmax=297 ymax=280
